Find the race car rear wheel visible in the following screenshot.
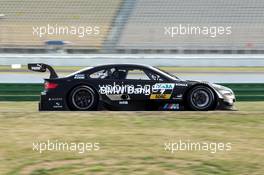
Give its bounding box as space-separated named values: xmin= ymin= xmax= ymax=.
xmin=187 ymin=85 xmax=216 ymax=111
xmin=69 ymin=85 xmax=98 ymax=110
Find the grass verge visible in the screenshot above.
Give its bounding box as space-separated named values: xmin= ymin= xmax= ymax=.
xmin=0 ymin=102 xmax=263 ymax=175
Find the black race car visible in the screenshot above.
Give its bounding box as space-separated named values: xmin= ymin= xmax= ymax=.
xmin=28 ymin=63 xmax=235 ymax=111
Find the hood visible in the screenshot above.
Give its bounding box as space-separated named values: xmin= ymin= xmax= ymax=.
xmin=211 ymin=83 xmax=234 ymax=95
xmin=186 ymin=80 xmax=234 ymax=97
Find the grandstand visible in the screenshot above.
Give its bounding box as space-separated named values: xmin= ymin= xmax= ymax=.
xmin=117 ymin=0 xmax=264 ymax=54
xmin=0 ymin=0 xmax=122 ymax=52
xmin=0 ymin=0 xmax=264 ymax=54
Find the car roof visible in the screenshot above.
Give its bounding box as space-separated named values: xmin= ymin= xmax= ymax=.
xmin=94 ymin=63 xmax=153 ymax=68
xmin=66 ymin=64 xmax=153 ymax=77
xmin=67 ymin=63 xmax=179 ymax=81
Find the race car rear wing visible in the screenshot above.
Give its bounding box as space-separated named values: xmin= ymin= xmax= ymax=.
xmin=28 ymin=63 xmax=58 ymax=79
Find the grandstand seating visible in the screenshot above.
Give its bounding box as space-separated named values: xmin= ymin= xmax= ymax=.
xmin=0 ymin=0 xmax=264 ymax=53
xmin=0 ymin=0 xmax=122 ymax=50
xmin=117 ymin=0 xmax=264 ymax=52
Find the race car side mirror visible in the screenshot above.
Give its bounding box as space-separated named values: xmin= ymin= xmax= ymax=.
xmin=28 ymin=63 xmax=47 ymax=72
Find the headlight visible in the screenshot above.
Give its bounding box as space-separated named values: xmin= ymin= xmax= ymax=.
xmin=219 ymin=89 xmax=233 ymax=96
xmin=212 ymin=84 xmax=234 ymax=96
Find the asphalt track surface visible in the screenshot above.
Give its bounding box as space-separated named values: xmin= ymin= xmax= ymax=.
xmin=0 ymin=53 xmax=264 ymax=83
xmin=1 ymin=70 xmax=263 ymax=83
xmin=1 ymin=54 xmax=264 ymax=66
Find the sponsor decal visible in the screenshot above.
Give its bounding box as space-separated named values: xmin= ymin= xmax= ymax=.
xmin=99 ymin=82 xmax=151 ymax=95
xmin=99 ymin=83 xmax=175 ymax=99
xmin=53 ymin=102 xmax=63 ymax=108
xmin=151 ymin=83 xmax=175 ymax=99
xmin=119 ymin=101 xmax=128 ymax=105
xmin=48 ymin=98 xmax=63 ymax=108
xmin=175 ymin=83 xmax=188 ymax=87
xmin=74 ymin=74 xmax=85 ymax=79
xmin=173 ymin=94 xmax=183 ymax=100
xmin=106 ymin=94 xmax=131 ymax=101
xmin=163 ymin=103 xmax=180 ymax=110
xmin=150 ymin=94 xmax=171 ymax=99
xmin=153 ymin=83 xmax=175 ymax=90
xmin=31 ymin=64 xmax=42 ymax=70
xmin=48 ymin=98 xmax=63 ymax=101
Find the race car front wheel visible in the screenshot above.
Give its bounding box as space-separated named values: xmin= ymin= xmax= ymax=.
xmin=69 ymin=85 xmax=98 ymax=110
xmin=187 ymin=85 xmax=216 ymax=111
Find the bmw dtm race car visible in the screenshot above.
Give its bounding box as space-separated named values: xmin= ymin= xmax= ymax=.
xmin=28 ymin=63 xmax=235 ymax=111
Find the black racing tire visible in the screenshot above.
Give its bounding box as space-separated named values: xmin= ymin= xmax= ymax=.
xmin=186 ymin=85 xmax=216 ymax=111
xmin=68 ymin=85 xmax=98 ymax=111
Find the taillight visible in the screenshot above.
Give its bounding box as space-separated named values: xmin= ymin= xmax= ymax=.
xmin=44 ymin=82 xmax=58 ymax=90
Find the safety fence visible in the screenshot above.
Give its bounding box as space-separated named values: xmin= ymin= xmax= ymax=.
xmin=0 ymin=83 xmax=263 ymax=101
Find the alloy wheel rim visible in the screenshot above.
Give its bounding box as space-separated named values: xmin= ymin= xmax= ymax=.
xmin=191 ymin=89 xmax=210 ymax=109
xmin=72 ymin=88 xmax=94 ymax=110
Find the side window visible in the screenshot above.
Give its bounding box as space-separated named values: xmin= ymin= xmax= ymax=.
xmin=126 ymin=69 xmax=151 ymax=80
xmin=145 ymin=70 xmax=164 ymax=81
xmin=89 ymin=67 xmax=164 ymax=81
xmin=89 ymin=68 xmax=125 ymax=79
xmin=89 ymin=69 xmax=109 ymax=79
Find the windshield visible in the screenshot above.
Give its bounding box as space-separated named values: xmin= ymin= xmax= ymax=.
xmin=155 ymin=67 xmax=182 ymax=80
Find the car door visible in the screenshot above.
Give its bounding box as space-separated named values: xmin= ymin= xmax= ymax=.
xmin=87 ymin=66 xmax=125 ymax=101
xmin=120 ymin=68 xmax=156 ymax=101
xmin=120 ymin=67 xmax=179 ymax=110
xmin=88 ymin=66 xmax=147 ymax=109
xmin=119 ymin=66 xmax=175 ymax=101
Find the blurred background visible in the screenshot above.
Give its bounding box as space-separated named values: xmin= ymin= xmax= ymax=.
xmin=0 ymin=0 xmax=264 ymax=54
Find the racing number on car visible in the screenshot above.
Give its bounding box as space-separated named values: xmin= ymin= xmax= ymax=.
xmin=150 ymin=83 xmax=175 ymax=99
